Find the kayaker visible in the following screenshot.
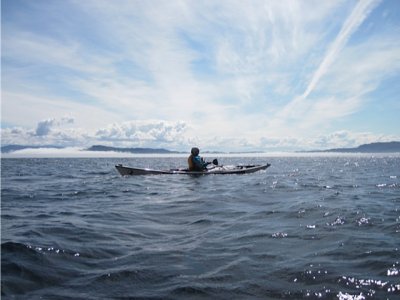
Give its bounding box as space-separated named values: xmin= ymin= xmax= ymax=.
xmin=188 ymin=147 xmax=209 ymax=171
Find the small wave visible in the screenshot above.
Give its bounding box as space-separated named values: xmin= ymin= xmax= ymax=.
xmin=2 ymin=241 xmax=37 ymax=255
xmin=326 ymin=216 xmax=345 ymax=226
xmin=356 ymin=217 xmax=370 ymax=226
xmin=2 ymin=241 xmax=84 ymax=260
xmin=337 ymin=291 xmax=366 ymax=300
xmin=170 ymin=285 xmax=211 ymax=297
xmin=375 ymin=182 xmax=399 ymax=188
xmin=387 ymin=262 xmax=400 ymax=276
xmin=85 ymin=171 xmax=113 ymax=176
xmin=190 ymin=219 xmax=213 ymax=225
xmin=1 ymin=214 xmax=18 ymax=220
xmin=338 ymin=275 xmax=400 ymax=297
xmin=293 ymin=265 xmax=330 ymax=284
xmin=387 ymin=267 xmax=399 ymax=276
xmin=93 ymin=268 xmax=172 ymax=287
xmin=272 ymin=232 xmax=288 ymax=238
xmin=1 ymin=242 xmax=79 ymax=296
xmin=236 ymin=232 xmax=271 ymax=242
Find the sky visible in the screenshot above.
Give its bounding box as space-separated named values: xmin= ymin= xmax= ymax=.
xmin=2 ymin=0 xmax=400 ymax=152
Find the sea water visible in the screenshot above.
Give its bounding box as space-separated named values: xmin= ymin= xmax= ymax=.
xmin=1 ymin=155 xmax=399 ymax=299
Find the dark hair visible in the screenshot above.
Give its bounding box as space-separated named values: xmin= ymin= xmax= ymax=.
xmin=191 ymin=147 xmax=200 ymax=156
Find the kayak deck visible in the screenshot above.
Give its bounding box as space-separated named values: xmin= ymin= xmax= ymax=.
xmin=115 ymin=163 xmax=271 ymax=176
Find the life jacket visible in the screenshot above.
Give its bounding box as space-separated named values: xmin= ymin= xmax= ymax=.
xmin=188 ymin=154 xmax=205 ymax=171
xmin=188 ymin=154 xmax=196 ymax=171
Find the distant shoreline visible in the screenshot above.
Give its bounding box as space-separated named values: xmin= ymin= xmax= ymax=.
xmin=1 ymin=141 xmax=400 ymax=157
xmin=298 ymin=141 xmax=400 ymax=153
xmin=2 ymin=150 xmax=400 ymax=159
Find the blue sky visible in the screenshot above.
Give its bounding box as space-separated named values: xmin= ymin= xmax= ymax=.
xmin=2 ymin=0 xmax=400 ymax=152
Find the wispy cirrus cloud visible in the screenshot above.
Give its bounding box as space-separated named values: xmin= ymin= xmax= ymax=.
xmin=271 ymin=0 xmax=384 ymax=132
xmin=302 ymin=0 xmax=382 ymax=100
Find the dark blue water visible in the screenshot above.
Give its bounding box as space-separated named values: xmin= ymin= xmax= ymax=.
xmin=2 ymin=156 xmax=399 ymax=299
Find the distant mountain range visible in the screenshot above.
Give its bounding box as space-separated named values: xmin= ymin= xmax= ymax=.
xmin=303 ymin=141 xmax=400 ymax=153
xmin=2 ymin=141 xmax=400 ymax=154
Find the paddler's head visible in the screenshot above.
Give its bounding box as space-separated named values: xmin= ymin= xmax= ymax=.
xmin=191 ymin=147 xmax=200 ymax=156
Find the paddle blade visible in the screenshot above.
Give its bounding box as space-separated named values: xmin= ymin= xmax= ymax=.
xmin=212 ymin=159 xmax=219 ymax=165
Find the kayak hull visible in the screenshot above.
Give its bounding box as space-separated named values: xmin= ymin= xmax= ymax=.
xmin=115 ymin=164 xmax=271 ymax=176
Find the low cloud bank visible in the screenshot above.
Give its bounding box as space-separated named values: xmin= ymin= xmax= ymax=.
xmin=2 ymin=118 xmax=191 ymax=150
xmin=2 ymin=117 xmax=399 ymax=153
xmin=1 ymin=147 xmax=186 ymax=158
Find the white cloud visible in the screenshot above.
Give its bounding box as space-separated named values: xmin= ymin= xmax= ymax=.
xmin=35 ymin=119 xmax=57 ymax=136
xmin=35 ymin=117 xmax=74 ymax=136
xmin=95 ymin=120 xmax=189 ymax=148
xmin=1 ymin=118 xmax=191 ymax=149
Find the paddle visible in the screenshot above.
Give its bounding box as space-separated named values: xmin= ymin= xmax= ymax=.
xmin=205 ymin=158 xmax=218 ymax=165
xmin=205 ymin=158 xmax=219 ymax=170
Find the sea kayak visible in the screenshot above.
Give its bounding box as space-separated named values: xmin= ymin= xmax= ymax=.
xmin=115 ymin=163 xmax=271 ymax=176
